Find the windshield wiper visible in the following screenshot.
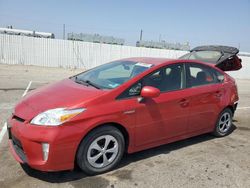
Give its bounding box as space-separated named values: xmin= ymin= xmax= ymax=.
xmin=84 ymin=80 xmax=101 ymax=89
xmin=75 ymin=76 xmax=101 ymax=89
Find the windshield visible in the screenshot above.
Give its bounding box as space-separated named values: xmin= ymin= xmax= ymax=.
xmin=179 ymin=51 xmax=222 ymax=64
xmin=73 ymin=60 xmax=153 ymax=89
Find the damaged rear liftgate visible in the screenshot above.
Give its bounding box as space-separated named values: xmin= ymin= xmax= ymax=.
xmin=179 ymin=45 xmax=242 ymax=71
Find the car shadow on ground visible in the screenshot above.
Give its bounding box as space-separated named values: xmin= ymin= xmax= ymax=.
xmin=21 ymin=124 xmax=237 ymax=183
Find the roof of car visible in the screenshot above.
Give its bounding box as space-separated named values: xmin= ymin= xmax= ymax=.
xmin=119 ymin=57 xmax=221 ymax=71
xmin=120 ymin=57 xmax=174 ymax=66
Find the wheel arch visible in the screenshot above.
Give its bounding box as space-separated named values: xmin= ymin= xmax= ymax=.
xmin=224 ymin=105 xmax=235 ymax=115
xmin=99 ymin=122 xmax=130 ymax=152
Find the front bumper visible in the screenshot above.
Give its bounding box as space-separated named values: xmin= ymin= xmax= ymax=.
xmin=8 ymin=116 xmax=83 ymax=171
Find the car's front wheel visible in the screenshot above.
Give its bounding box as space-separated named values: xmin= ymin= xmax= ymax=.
xmin=213 ymin=108 xmax=233 ymax=137
xmin=76 ymin=126 xmax=125 ymax=175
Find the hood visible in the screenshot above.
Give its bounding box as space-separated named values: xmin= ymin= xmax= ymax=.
xmin=14 ymin=79 xmax=105 ymax=120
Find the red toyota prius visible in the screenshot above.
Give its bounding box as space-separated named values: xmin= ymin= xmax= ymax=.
xmin=8 ymin=45 xmax=242 ymax=175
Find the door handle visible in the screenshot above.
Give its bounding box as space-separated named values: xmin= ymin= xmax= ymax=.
xmin=123 ymin=109 xmax=136 ymax=114
xmin=178 ymin=99 xmax=189 ymax=107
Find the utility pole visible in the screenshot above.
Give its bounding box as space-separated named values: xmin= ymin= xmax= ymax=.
xmin=63 ymin=24 xmax=65 ymax=40
xmin=140 ymin=29 xmax=143 ymax=41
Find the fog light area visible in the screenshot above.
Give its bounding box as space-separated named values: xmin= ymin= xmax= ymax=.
xmin=42 ymin=143 xmax=50 ymax=161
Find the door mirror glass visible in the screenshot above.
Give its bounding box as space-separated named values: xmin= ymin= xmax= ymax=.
xmin=141 ymin=86 xmax=160 ymax=98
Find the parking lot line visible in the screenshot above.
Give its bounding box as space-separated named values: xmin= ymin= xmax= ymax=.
xmin=0 ymin=122 xmax=7 ymax=143
xmin=22 ymin=81 xmax=32 ymax=97
xmin=238 ymin=106 xmax=250 ymax=110
xmin=0 ymin=81 xmax=33 ymax=144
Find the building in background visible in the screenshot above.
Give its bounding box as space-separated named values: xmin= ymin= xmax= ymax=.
xmin=136 ymin=40 xmax=190 ymax=51
xmin=0 ymin=26 xmax=55 ymax=38
xmin=68 ymin=33 xmax=125 ymax=45
xmin=0 ymin=26 xmax=189 ymax=50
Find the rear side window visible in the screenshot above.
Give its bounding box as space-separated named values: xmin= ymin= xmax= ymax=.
xmin=186 ymin=63 xmax=222 ymax=88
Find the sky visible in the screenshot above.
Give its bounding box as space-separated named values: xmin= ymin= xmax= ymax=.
xmin=0 ymin=0 xmax=250 ymax=51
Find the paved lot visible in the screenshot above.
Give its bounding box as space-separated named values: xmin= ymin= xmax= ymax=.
xmin=0 ymin=64 xmax=250 ymax=188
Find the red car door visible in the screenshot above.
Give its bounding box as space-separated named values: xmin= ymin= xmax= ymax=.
xmin=134 ymin=89 xmax=189 ymax=146
xmin=184 ymin=63 xmax=224 ymax=133
xmin=119 ymin=63 xmax=189 ymax=147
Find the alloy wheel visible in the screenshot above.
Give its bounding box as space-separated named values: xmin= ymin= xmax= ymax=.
xmin=218 ymin=112 xmax=232 ymax=133
xmin=87 ymin=135 xmax=119 ymax=168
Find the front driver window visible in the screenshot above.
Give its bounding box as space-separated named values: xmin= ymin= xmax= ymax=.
xmin=117 ymin=64 xmax=184 ymax=99
xmin=142 ymin=64 xmax=184 ymax=92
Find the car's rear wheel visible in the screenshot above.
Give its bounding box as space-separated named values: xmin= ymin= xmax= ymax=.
xmin=212 ymin=108 xmax=233 ymax=137
xmin=76 ymin=126 xmax=125 ymax=175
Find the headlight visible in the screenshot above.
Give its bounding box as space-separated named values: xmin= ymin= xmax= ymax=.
xmin=30 ymin=108 xmax=85 ymax=126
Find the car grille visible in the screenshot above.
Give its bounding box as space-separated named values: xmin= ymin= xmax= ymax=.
xmin=12 ymin=135 xmax=23 ymax=150
xmin=12 ymin=115 xmax=25 ymax=123
xmin=11 ymin=134 xmax=27 ymax=163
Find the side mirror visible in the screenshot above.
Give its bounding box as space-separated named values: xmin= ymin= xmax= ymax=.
xmin=141 ymin=86 xmax=160 ymax=98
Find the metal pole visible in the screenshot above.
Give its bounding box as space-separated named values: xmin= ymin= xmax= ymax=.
xmin=140 ymin=29 xmax=143 ymax=41
xmin=63 ymin=24 xmax=65 ymax=40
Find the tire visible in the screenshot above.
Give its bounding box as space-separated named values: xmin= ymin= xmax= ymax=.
xmin=76 ymin=125 xmax=125 ymax=175
xmin=212 ymin=108 xmax=233 ymax=137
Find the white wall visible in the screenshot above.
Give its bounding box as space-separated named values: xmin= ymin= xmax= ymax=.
xmin=227 ymin=56 xmax=250 ymax=79
xmin=0 ymin=34 xmax=187 ymax=69
xmin=0 ymin=34 xmax=249 ymax=79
